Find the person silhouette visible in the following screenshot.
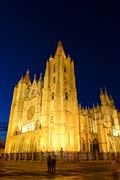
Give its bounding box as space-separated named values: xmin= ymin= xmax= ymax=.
xmin=47 ymin=152 xmax=51 ymax=172
xmin=51 ymin=152 xmax=56 ymax=173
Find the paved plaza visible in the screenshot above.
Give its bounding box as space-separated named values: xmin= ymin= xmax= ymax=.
xmin=0 ymin=160 xmax=120 ymax=180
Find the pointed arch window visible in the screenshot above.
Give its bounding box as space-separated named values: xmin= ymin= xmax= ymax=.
xmin=82 ymin=139 xmax=86 ymax=152
xmin=82 ymin=144 xmax=86 ymax=152
xmin=64 ymin=66 xmax=66 ymax=73
xmin=52 ymin=92 xmax=54 ymax=100
xmin=93 ymin=138 xmax=99 ymax=153
xmin=64 ymin=76 xmax=67 ymax=84
xmin=54 ymin=64 xmax=55 ymax=72
xmin=53 ymin=77 xmax=55 ymax=83
xmin=39 ymin=123 xmax=41 ymax=129
xmin=90 ymin=141 xmax=93 ymax=152
xmin=65 ymin=92 xmax=69 ymax=100
xmin=111 ymin=116 xmax=114 ymax=126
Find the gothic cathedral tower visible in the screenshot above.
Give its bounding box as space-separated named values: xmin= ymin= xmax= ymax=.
xmin=5 ymin=41 xmax=80 ymax=153
xmin=42 ymin=41 xmax=79 ymax=151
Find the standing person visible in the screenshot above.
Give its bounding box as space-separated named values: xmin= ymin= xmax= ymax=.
xmin=51 ymin=152 xmax=56 ymax=173
xmin=47 ymin=152 xmax=51 ymax=172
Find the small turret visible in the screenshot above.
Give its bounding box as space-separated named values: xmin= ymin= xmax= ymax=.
xmin=79 ymin=103 xmax=81 ymax=109
xmin=32 ymin=74 xmax=37 ymax=88
xmin=38 ymin=73 xmax=43 ymax=89
xmin=67 ymin=54 xmax=71 ymax=62
xmin=96 ymin=103 xmax=100 ymax=110
xmin=104 ymin=88 xmax=110 ymax=106
xmin=44 ymin=61 xmax=49 ymax=88
xmin=100 ymin=88 xmax=106 ymax=106
xmin=100 ymin=88 xmax=104 ymax=96
xmin=23 ymin=69 xmax=31 ymax=86
xmin=33 ymin=73 xmax=37 ymax=83
xmin=49 ymin=54 xmax=53 ymax=61
xmin=110 ymin=94 xmax=115 ymax=107
xmin=100 ymin=87 xmax=115 ymax=108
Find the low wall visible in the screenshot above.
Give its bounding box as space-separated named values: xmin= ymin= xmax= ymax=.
xmin=2 ymin=151 xmax=114 ymax=162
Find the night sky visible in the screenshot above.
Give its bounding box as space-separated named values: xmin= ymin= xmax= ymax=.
xmin=0 ymin=0 xmax=120 ymax=141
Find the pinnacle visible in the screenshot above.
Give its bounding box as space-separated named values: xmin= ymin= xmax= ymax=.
xmin=58 ymin=40 xmax=62 ymax=46
xmin=23 ymin=69 xmax=31 ymax=85
xmin=39 ymin=73 xmax=42 ymax=81
xmin=110 ymin=94 xmax=113 ymax=100
xmin=104 ymin=88 xmax=108 ymax=94
xmin=34 ymin=74 xmax=36 ymax=81
xmin=54 ymin=41 xmax=66 ymax=58
xmin=100 ymin=88 xmax=104 ymax=95
xmin=26 ymin=68 xmax=29 ymax=74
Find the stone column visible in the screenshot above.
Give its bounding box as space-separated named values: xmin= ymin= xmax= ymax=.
xmin=8 ymin=153 xmax=11 ymax=161
xmin=60 ymin=148 xmax=63 ymax=161
xmin=77 ymin=152 xmax=80 ymax=162
xmin=79 ymin=151 xmax=82 ymax=161
xmin=14 ymin=153 xmax=17 ymax=161
xmin=39 ymin=151 xmax=43 ymax=161
xmin=95 ymin=151 xmax=98 ymax=160
xmin=31 ymin=152 xmax=34 ymax=161
xmin=24 ymin=153 xmax=27 ymax=161
xmin=103 ymin=152 xmax=108 ymax=160
xmin=18 ymin=153 xmax=21 ymax=160
xmin=87 ymin=152 xmax=91 ymax=161
xmin=86 ymin=111 xmax=91 ymax=161
xmin=3 ymin=153 xmax=6 ymax=160
xmin=108 ymin=152 xmax=111 ymax=160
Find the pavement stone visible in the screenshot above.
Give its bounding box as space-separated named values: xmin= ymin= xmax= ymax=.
xmin=0 ymin=160 xmax=119 ymax=180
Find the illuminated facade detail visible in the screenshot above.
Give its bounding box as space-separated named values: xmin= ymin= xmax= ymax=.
xmin=21 ymin=122 xmax=35 ymax=133
xmin=5 ymin=41 xmax=120 ymax=154
xmin=27 ymin=106 xmax=35 ymax=120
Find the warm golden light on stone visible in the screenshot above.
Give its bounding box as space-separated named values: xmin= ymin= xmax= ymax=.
xmin=5 ymin=41 xmax=120 ymax=155
xmin=21 ymin=122 xmax=35 ymax=133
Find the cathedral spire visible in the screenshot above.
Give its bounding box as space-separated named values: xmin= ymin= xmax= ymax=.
xmin=38 ymin=73 xmax=42 ymax=82
xmin=54 ymin=41 xmax=66 ymax=58
xmin=104 ymin=88 xmax=110 ymax=105
xmin=110 ymin=94 xmax=115 ymax=107
xmin=100 ymin=88 xmax=104 ymax=95
xmin=23 ymin=68 xmax=31 ymax=86
xmin=100 ymin=88 xmax=106 ymax=106
xmin=38 ymin=73 xmax=43 ymax=88
xmin=93 ymin=103 xmax=95 ymax=108
xmin=104 ymin=88 xmax=108 ymax=96
xmin=33 ymin=74 xmax=37 ymax=83
xmin=110 ymin=94 xmax=113 ymax=101
xmin=32 ymin=74 xmax=37 ymax=87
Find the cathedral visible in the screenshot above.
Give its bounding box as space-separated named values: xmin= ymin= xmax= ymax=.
xmin=5 ymin=41 xmax=120 ymax=156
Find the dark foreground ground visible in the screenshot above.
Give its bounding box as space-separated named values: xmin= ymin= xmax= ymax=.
xmin=0 ymin=160 xmax=120 ymax=180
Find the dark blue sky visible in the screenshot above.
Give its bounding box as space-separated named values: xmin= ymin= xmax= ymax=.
xmin=0 ymin=0 xmax=120 ymax=141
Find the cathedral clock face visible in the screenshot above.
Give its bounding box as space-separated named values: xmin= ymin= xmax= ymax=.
xmin=27 ymin=106 xmax=35 ymax=120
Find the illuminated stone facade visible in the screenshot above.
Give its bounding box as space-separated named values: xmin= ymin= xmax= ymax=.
xmin=5 ymin=42 xmax=120 ymax=154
